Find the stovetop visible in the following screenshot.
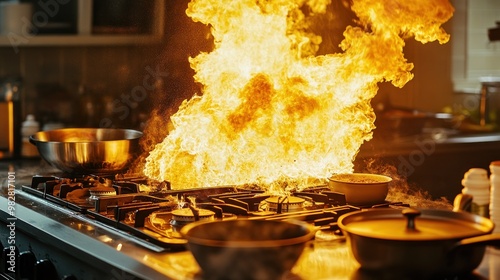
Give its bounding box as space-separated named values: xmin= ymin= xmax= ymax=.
xmin=0 ymin=161 xmax=496 ymax=280
xmin=20 ymin=173 xmax=380 ymax=252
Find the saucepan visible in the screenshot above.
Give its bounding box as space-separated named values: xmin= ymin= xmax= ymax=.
xmin=338 ymin=207 xmax=500 ymax=278
xmin=30 ymin=128 xmax=143 ymax=174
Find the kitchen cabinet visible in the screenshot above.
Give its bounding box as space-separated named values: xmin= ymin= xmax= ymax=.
xmin=0 ymin=0 xmax=165 ymax=46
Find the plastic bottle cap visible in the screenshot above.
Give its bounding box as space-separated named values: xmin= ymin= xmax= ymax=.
xmin=21 ymin=114 xmax=40 ymax=136
xmin=490 ymin=161 xmax=500 ymax=174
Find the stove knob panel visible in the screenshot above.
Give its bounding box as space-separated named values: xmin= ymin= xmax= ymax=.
xmin=18 ymin=251 xmax=37 ymax=280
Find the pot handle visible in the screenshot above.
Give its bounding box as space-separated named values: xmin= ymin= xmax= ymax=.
xmin=452 ymin=233 xmax=500 ymax=251
xmin=452 ymin=193 xmax=473 ymax=213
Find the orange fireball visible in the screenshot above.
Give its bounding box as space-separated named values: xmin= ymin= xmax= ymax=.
xmin=144 ymin=0 xmax=454 ymax=190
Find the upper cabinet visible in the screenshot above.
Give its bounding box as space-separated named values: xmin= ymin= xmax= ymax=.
xmin=0 ymin=0 xmax=165 ymax=46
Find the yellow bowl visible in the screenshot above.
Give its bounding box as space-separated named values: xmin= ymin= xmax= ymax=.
xmin=328 ymin=173 xmax=392 ymax=206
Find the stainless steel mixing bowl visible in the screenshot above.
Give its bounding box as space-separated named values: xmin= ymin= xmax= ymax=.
xmin=30 ymin=128 xmax=143 ymax=174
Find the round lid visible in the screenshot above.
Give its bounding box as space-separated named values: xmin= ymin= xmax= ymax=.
xmin=338 ymin=208 xmax=494 ymax=241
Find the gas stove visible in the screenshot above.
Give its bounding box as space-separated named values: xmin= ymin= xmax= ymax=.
xmin=0 ymin=166 xmax=496 ymax=280
xmin=20 ymin=173 xmax=410 ymax=252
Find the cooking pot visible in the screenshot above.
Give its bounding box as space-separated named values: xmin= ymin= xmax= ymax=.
xmin=30 ymin=128 xmax=143 ymax=174
xmin=338 ymin=208 xmax=500 ymax=278
xmin=180 ymin=219 xmax=315 ymax=280
xmin=328 ymin=173 xmax=391 ymax=206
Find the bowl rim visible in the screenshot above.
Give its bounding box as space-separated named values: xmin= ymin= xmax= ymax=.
xmin=180 ymin=219 xmax=315 ymax=248
xmin=30 ymin=128 xmax=143 ymax=144
xmin=328 ymin=173 xmax=392 ymax=184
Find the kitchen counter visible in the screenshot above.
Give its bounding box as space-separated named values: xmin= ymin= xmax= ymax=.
xmin=359 ymin=130 xmax=500 ymax=158
xmin=357 ymin=131 xmax=500 ymax=203
xmin=1 ymin=159 xmax=499 ymax=279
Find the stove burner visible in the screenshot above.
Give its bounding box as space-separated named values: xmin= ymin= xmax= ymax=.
xmin=265 ymin=196 xmax=305 ymax=213
xmin=162 ymin=208 xmax=216 ymax=239
xmin=88 ymin=186 xmax=117 ymax=201
xmin=171 ymin=208 xmax=216 ymax=222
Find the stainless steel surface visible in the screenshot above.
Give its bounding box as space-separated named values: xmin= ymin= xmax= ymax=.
xmin=1 ymin=160 xmax=499 ymax=279
xmin=29 ymin=128 xmax=143 ymax=174
xmin=1 ymin=190 xmax=498 ymax=280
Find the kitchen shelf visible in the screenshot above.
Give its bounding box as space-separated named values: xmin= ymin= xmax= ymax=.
xmin=0 ymin=0 xmax=165 ymax=47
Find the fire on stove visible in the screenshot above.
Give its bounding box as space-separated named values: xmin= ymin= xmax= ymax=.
xmin=140 ymin=0 xmax=454 ymax=195
xmin=22 ymin=174 xmax=409 ymax=252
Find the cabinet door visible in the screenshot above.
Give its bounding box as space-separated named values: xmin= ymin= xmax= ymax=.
xmin=0 ymin=0 xmax=165 ymax=46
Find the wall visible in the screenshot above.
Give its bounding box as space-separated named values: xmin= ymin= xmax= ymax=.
xmin=453 ymin=0 xmax=500 ymax=92
xmin=375 ymin=32 xmax=454 ymax=113
xmin=450 ymin=0 xmax=500 ymax=127
xmin=376 ymin=0 xmax=500 ymax=114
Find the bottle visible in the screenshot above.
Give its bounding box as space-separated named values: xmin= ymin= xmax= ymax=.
xmin=461 ymin=168 xmax=490 ymax=217
xmin=490 ymin=161 xmax=500 ymax=233
xmin=21 ymin=114 xmax=39 ymax=157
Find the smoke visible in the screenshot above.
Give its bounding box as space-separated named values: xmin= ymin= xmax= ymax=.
xmin=358 ymin=157 xmax=452 ymax=209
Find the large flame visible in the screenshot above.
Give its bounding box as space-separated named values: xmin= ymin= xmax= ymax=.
xmin=144 ymin=0 xmax=454 ymax=190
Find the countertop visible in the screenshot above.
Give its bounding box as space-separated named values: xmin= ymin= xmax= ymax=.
xmin=359 ymin=130 xmax=500 ymax=158
xmin=356 ymin=130 xmax=500 ymax=203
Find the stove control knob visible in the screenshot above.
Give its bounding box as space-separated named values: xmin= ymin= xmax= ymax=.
xmin=18 ymin=251 xmax=37 ymax=280
xmin=34 ymin=259 xmax=58 ymax=280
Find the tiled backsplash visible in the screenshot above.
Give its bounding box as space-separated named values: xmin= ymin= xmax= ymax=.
xmin=452 ymin=0 xmax=500 ymax=93
xmin=361 ymin=0 xmax=500 ymax=113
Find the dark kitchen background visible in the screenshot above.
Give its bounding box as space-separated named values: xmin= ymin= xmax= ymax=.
xmin=1 ymin=0 xmax=500 ymax=202
xmin=0 ymin=0 xmax=214 ymax=130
